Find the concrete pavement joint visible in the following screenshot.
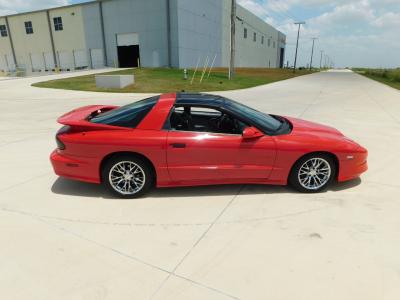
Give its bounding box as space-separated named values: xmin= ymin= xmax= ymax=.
xmin=30 ymin=215 xmax=241 ymax=300
xmin=0 ymin=172 xmax=51 ymax=194
xmin=0 ymin=133 xmax=51 ymax=148
xmin=0 ymin=199 xmax=338 ymax=228
xmin=297 ymin=75 xmax=330 ymax=118
xmin=362 ymin=87 xmax=400 ymax=126
xmin=148 ymin=185 xmax=245 ymax=300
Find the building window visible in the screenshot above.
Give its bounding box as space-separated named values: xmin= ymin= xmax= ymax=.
xmin=53 ymin=17 xmax=63 ymax=31
xmin=253 ymin=32 xmax=256 ymax=42
xmin=273 ymin=41 xmax=276 ymax=48
xmin=268 ymin=38 xmax=271 ymax=47
xmin=261 ymin=36 xmax=264 ymax=44
xmin=0 ymin=25 xmax=7 ymax=37
xmin=244 ymin=28 xmax=247 ymax=39
xmin=24 ymin=21 xmax=33 ymax=34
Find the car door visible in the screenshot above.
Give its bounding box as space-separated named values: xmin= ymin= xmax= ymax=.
xmin=166 ymin=106 xmax=277 ymax=183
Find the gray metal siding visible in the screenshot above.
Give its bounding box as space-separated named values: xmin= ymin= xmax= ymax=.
xmin=174 ymin=0 xmax=223 ymax=68
xmin=169 ymin=0 xmax=179 ymax=67
xmin=82 ymin=3 xmax=103 ymax=50
xmin=82 ymin=3 xmax=104 ymax=67
xmin=101 ymin=0 xmax=169 ymax=67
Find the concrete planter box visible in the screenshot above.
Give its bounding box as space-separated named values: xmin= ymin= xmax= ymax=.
xmin=95 ymin=75 xmax=134 ymax=89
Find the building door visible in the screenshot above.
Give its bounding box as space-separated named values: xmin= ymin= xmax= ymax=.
xmin=116 ymin=33 xmax=140 ymax=68
xmin=117 ymin=45 xmax=140 ymax=68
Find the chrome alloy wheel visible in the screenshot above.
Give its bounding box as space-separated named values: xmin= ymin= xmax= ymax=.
xmin=109 ymin=161 xmax=146 ymax=195
xmin=298 ymin=158 xmax=332 ymax=190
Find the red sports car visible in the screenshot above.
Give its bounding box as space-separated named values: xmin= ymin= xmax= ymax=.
xmin=51 ymin=93 xmax=368 ymax=198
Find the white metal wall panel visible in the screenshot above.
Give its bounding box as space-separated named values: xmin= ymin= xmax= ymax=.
xmin=6 ymin=55 xmax=15 ymax=71
xmin=31 ymin=54 xmax=44 ymax=71
xmin=117 ymin=33 xmax=139 ymax=46
xmin=73 ymin=50 xmax=88 ymax=68
xmin=58 ymin=51 xmax=74 ymax=70
xmin=44 ymin=52 xmax=55 ymax=70
xmin=0 ymin=55 xmax=8 ymax=71
xmin=90 ymin=49 xmax=104 ymax=68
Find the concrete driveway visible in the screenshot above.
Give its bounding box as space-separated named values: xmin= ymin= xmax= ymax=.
xmin=1 ymin=70 xmax=400 ymax=300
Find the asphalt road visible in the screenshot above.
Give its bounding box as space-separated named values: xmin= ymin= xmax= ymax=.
xmin=1 ymin=69 xmax=400 ymax=300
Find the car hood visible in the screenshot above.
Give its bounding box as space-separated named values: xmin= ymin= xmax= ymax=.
xmin=285 ymin=116 xmax=344 ymax=137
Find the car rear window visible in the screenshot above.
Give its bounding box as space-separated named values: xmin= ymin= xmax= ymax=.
xmin=91 ymin=96 xmax=159 ymax=128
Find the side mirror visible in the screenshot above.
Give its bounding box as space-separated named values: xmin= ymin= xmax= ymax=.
xmin=242 ymin=127 xmax=264 ymax=139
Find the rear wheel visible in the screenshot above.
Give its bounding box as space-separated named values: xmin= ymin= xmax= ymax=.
xmin=289 ymin=154 xmax=336 ymax=193
xmin=102 ymin=155 xmax=154 ymax=198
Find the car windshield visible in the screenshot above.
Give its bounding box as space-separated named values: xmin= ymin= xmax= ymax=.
xmin=224 ymin=99 xmax=282 ymax=133
xmin=91 ymin=96 xmax=159 ymax=128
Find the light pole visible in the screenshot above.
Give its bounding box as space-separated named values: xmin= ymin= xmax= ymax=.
xmin=319 ymin=50 xmax=324 ymax=69
xmin=293 ymin=21 xmax=305 ymax=73
xmin=309 ymin=38 xmax=317 ymax=71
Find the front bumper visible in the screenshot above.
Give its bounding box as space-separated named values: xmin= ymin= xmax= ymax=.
xmin=50 ymin=150 xmax=100 ymax=184
xmin=338 ymin=148 xmax=368 ymax=182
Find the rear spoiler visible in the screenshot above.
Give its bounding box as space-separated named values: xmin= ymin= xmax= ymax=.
xmin=57 ymin=105 xmax=123 ymax=131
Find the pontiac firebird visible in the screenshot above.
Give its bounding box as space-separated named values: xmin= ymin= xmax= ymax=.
xmin=50 ymin=93 xmax=368 ymax=198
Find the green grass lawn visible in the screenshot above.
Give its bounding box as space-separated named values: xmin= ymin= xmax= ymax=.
xmin=32 ymin=68 xmax=315 ymax=93
xmin=354 ymin=68 xmax=400 ymax=90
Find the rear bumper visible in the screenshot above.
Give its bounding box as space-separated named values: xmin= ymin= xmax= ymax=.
xmin=50 ymin=150 xmax=100 ymax=184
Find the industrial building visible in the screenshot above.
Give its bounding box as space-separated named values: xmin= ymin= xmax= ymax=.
xmin=0 ymin=0 xmax=286 ymax=73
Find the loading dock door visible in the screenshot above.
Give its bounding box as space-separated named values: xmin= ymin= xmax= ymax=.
xmin=90 ymin=49 xmax=104 ymax=68
xmin=73 ymin=50 xmax=88 ymax=69
xmin=117 ymin=33 xmax=140 ymax=68
xmin=58 ymin=51 xmax=74 ymax=70
xmin=31 ymin=54 xmax=44 ymax=72
xmin=0 ymin=55 xmax=7 ymax=72
xmin=117 ymin=45 xmax=140 ymax=68
xmin=44 ymin=52 xmax=55 ymax=71
xmin=6 ymin=54 xmax=15 ymax=71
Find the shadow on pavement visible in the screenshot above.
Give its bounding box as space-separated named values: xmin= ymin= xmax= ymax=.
xmin=51 ymin=177 xmax=362 ymax=199
xmin=329 ymin=177 xmax=362 ymax=191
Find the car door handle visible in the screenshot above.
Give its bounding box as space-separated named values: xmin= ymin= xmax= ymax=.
xmin=170 ymin=143 xmax=186 ymax=148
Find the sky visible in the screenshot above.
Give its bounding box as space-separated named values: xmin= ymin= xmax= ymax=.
xmin=1 ymin=0 xmax=399 ymax=68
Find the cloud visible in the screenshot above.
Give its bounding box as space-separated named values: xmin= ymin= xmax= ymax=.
xmin=372 ymin=12 xmax=400 ymax=28
xmin=238 ymin=0 xmax=400 ymax=68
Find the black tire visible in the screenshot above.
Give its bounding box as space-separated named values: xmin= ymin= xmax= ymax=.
xmin=289 ymin=153 xmax=336 ymax=193
xmin=101 ymin=154 xmax=154 ymax=198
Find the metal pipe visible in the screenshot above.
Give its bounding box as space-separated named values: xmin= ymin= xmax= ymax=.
xmin=5 ymin=17 xmax=17 ymax=68
xmin=190 ymin=56 xmax=201 ymax=85
xmin=99 ymin=1 xmax=108 ymax=67
xmin=46 ymin=11 xmax=58 ymax=68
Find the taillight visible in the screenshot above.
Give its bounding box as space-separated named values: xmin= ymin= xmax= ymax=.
xmin=56 ymin=126 xmax=70 ymax=150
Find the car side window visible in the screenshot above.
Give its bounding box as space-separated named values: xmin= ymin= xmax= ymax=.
xmin=169 ymin=105 xmax=247 ymax=135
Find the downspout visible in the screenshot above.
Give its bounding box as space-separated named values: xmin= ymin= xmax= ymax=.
xmin=166 ymin=0 xmax=172 ymax=67
xmin=46 ymin=10 xmax=58 ymax=68
xmin=99 ymin=1 xmax=108 ymax=66
xmin=5 ymin=17 xmax=17 ymax=68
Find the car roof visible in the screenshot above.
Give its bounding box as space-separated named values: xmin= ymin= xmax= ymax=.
xmin=175 ymin=93 xmax=225 ymax=107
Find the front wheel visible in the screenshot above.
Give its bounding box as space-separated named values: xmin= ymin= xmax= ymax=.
xmin=289 ymin=154 xmax=336 ymax=193
xmin=102 ymin=155 xmax=154 ymax=198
